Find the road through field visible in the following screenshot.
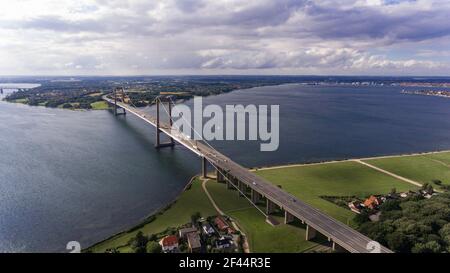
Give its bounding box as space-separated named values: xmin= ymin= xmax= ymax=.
xmin=353 ymin=160 xmax=422 ymax=187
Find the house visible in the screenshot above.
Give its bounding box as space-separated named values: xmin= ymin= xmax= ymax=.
xmin=226 ymin=226 xmax=236 ymax=234
xmin=216 ymin=237 xmax=233 ymax=249
xmin=363 ymin=195 xmax=382 ymax=210
xmin=179 ymin=227 xmax=198 ymax=239
xmin=400 ymin=190 xmax=415 ymax=198
xmin=348 ymin=201 xmax=362 ymax=214
xmin=186 ymin=232 xmax=202 ymax=253
xmin=215 ymin=216 xmax=230 ymax=232
xmin=159 ymin=235 xmax=179 ymax=253
xmin=202 ymin=223 xmax=216 ymax=236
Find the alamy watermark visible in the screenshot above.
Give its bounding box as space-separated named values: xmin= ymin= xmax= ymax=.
xmin=170 ymin=97 xmax=280 ymax=152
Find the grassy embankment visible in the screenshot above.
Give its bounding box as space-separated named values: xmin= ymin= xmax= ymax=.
xmin=90 ymin=101 xmax=110 ymax=110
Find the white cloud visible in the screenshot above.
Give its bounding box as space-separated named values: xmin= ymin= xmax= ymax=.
xmin=0 ymin=0 xmax=449 ymax=75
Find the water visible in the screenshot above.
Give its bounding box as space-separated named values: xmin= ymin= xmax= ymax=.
xmin=0 ymin=84 xmax=449 ymax=252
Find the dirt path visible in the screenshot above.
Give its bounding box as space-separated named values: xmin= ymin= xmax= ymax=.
xmin=425 ymin=157 xmax=450 ymax=168
xmin=353 ymin=159 xmax=423 ymax=187
xmin=201 ymin=178 xmax=251 ymax=253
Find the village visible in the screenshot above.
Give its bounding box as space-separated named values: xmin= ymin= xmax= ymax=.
xmin=158 ymin=214 xmax=243 ymax=253
xmin=347 ymin=183 xmax=438 ymax=221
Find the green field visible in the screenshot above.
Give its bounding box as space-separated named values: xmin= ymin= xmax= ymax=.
xmin=12 ymin=98 xmax=28 ymax=104
xmin=90 ymin=101 xmax=110 ymax=110
xmin=87 ymin=179 xmax=216 ymax=252
xmin=206 ymin=181 xmax=323 ymax=253
xmin=364 ymin=152 xmax=450 ymax=186
xmin=254 ymin=161 xmax=419 ymax=225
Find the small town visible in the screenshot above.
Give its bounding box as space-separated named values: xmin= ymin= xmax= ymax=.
xmin=158 ymin=215 xmax=243 ymax=253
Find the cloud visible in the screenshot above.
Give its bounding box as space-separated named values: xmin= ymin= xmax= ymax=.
xmin=0 ymin=0 xmax=449 ymax=75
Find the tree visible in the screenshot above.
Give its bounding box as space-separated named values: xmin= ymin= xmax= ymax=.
xmin=130 ymin=231 xmax=148 ymax=253
xmin=432 ymin=180 xmax=442 ymax=186
xmin=411 ymin=241 xmax=442 ymax=253
xmin=191 ymin=212 xmax=202 ymax=224
xmin=386 ymin=232 xmax=411 ymax=252
xmin=146 ymin=241 xmax=162 ymax=253
xmin=380 ymin=199 xmax=401 ymax=212
xmin=354 ymin=210 xmax=370 ymax=225
xmin=390 ymin=188 xmax=397 ymax=195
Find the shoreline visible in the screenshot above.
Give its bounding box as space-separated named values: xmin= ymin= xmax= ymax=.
xmin=87 ymin=148 xmax=450 ymax=251
xmin=250 ymin=149 xmax=450 ymax=171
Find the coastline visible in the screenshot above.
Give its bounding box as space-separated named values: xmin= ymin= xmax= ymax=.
xmin=250 ymin=149 xmax=450 ymax=171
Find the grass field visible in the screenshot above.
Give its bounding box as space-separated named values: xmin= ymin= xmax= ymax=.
xmin=254 ymin=161 xmax=419 ymax=226
xmin=364 ymin=152 xmax=450 ymax=186
xmin=206 ymin=181 xmax=324 ymax=253
xmin=90 ymin=101 xmax=110 ymax=110
xmin=12 ymin=98 xmax=28 ymax=104
xmin=87 ymin=179 xmax=216 ymax=253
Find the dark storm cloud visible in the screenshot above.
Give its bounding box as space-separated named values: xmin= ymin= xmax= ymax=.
xmin=292 ymin=1 xmax=450 ymax=42
xmin=2 ymin=1 xmax=449 ymax=43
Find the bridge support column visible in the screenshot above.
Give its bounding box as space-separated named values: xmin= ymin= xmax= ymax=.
xmin=251 ymin=189 xmax=261 ymax=204
xmin=216 ymin=168 xmax=224 ymax=183
xmin=113 ymin=87 xmax=126 ymax=116
xmin=226 ymin=180 xmax=233 ymax=189
xmin=202 ymin=157 xmax=208 ymax=178
xmin=155 ymin=99 xmax=161 ymax=147
xmin=331 ymin=241 xmax=347 ymax=253
xmin=306 ymin=225 xmax=317 ymax=241
xmin=266 ymin=199 xmax=276 ymax=215
xmin=284 ymin=211 xmax=295 ymax=224
xmin=238 ymin=181 xmax=246 ymax=196
xmin=154 ymin=98 xmax=174 ymax=148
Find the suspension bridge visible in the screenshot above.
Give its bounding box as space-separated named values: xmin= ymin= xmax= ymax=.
xmin=103 ymin=87 xmax=393 ymax=253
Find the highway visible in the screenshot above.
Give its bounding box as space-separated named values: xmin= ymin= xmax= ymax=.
xmin=104 ymin=95 xmax=393 ymax=253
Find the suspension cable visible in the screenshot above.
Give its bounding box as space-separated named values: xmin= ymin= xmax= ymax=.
xmin=158 ymin=96 xmax=268 ymax=217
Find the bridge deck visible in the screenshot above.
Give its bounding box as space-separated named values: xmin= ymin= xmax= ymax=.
xmin=104 ymin=96 xmax=393 ymax=253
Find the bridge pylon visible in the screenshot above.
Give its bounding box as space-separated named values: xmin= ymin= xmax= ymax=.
xmin=113 ymin=87 xmax=127 ymax=116
xmin=154 ymin=96 xmax=175 ymax=149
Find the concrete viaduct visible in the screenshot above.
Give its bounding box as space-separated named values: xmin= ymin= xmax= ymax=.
xmin=103 ymin=89 xmax=393 ymax=253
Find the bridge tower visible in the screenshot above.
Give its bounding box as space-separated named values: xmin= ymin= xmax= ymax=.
xmin=154 ymin=96 xmax=175 ymax=149
xmin=113 ymin=87 xmax=127 ymax=116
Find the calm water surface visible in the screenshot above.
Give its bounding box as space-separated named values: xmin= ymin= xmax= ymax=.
xmin=0 ymin=84 xmax=449 ymax=252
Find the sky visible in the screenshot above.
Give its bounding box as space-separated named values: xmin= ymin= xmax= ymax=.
xmin=0 ymin=0 xmax=449 ymax=76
